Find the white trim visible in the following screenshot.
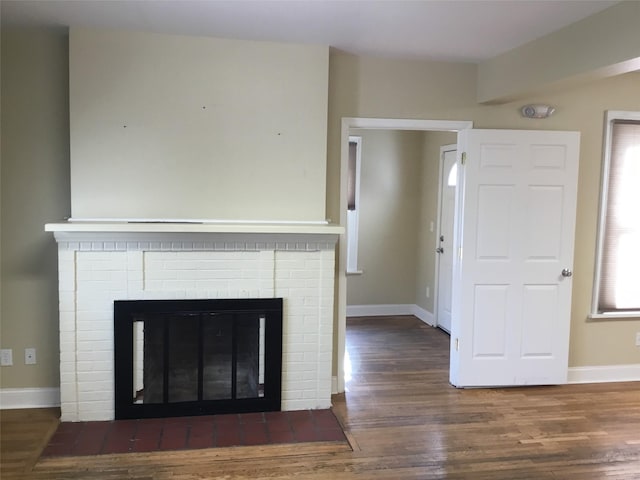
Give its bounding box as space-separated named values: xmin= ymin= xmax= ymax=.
xmin=346 ymin=135 xmax=362 ymax=274
xmin=433 ymin=143 xmax=457 ymax=331
xmin=0 ymin=387 xmax=60 ymax=409
xmin=589 ymin=312 xmax=640 ymax=320
xmin=68 ymin=218 xmax=331 ymax=225
xmin=412 ymin=305 xmax=435 ymax=326
xmin=591 ymin=110 xmax=640 ymax=316
xmin=342 ymin=118 xmax=473 ymax=132
xmin=346 ymin=304 xmax=435 ymax=327
xmin=346 ymin=304 xmax=415 ymax=317
xmin=331 ymin=376 xmax=339 ymax=395
xmin=338 ymin=117 xmax=473 ymax=395
xmin=46 ymin=222 xmax=343 ymax=236
xmin=568 ymin=364 xmax=640 ymax=384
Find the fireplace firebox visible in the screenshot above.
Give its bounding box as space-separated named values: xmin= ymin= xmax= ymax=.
xmin=114 ymin=298 xmax=283 ymax=420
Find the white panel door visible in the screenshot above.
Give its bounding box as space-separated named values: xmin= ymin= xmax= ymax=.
xmin=449 ymin=129 xmax=580 ymax=387
xmin=436 ymin=148 xmax=457 ymax=333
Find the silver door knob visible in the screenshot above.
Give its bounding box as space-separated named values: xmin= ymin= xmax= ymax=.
xmin=561 ymin=268 xmax=573 ymax=277
xmin=436 ymin=247 xmax=444 ymax=254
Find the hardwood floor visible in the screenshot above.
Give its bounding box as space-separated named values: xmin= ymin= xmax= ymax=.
xmin=2 ymin=315 xmax=640 ymax=479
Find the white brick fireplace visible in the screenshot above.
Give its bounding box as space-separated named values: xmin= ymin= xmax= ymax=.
xmin=46 ymin=222 xmax=341 ymax=422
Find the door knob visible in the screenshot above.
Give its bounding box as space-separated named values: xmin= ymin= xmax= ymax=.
xmin=561 ymin=268 xmax=573 ymax=277
xmin=436 ymin=247 xmax=444 ymax=254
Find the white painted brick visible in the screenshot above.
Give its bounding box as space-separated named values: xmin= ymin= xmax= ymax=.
xmin=60 ymin=388 xmax=78 ymax=403
xmin=76 ymin=350 xmax=112 ymax=362
xmin=54 ymin=236 xmax=335 ymax=420
xmin=60 ymin=361 xmax=76 ymax=376
xmin=78 ymin=401 xmax=113 ymax=415
xmin=60 ymin=351 xmax=77 ymax=363
xmin=77 ymin=339 xmax=112 ymax=352
xmin=146 ymin=269 xmax=179 ymax=280
xmin=144 ymin=279 xmax=163 ymax=291
xmin=77 ymin=380 xmax=111 ymax=394
xmin=77 ymin=371 xmax=111 ymax=383
xmin=60 ymin=372 xmax=76 ymax=384
xmin=162 ymin=280 xmax=195 ymax=290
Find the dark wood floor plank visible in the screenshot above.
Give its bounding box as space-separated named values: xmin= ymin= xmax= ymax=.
xmin=2 ymin=315 xmax=639 ymax=479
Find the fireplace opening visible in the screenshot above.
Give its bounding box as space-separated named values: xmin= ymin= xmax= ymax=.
xmin=114 ymin=298 xmax=282 ymax=420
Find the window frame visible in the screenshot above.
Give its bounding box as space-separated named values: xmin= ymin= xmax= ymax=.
xmin=590 ymin=110 xmax=640 ymax=319
xmin=346 ymin=136 xmax=363 ymax=275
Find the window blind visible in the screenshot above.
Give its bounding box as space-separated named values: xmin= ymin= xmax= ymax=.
xmin=598 ymin=120 xmax=640 ymax=312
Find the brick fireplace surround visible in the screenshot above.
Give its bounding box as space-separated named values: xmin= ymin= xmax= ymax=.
xmin=46 ymin=222 xmax=342 ymax=422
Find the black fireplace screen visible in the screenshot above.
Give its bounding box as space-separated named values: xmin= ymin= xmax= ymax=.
xmin=114 ymin=298 xmax=282 ymax=419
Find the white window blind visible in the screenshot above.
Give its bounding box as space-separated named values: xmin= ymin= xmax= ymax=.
xmin=596 ymin=116 xmax=640 ymax=313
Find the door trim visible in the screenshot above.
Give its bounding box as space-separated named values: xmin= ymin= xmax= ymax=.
xmin=434 ymin=143 xmax=457 ymax=332
xmin=337 ymin=118 xmax=473 ymax=393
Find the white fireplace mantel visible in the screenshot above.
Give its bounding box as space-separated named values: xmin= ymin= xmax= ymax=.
xmin=46 ymin=220 xmax=343 ymax=422
xmin=46 ymin=221 xmax=343 ymax=242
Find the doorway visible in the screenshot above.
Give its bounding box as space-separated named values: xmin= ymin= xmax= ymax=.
xmin=337 ymin=118 xmax=473 ymax=393
xmin=435 ymin=144 xmax=457 ymax=334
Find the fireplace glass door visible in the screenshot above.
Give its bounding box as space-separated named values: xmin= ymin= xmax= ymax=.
xmin=115 ymin=299 xmax=282 ymax=419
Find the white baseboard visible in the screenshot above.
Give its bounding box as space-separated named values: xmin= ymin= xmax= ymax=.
xmin=346 ymin=304 xmax=416 ymax=317
xmin=331 ymin=376 xmax=339 ymax=395
xmin=346 ymin=304 xmax=435 ymax=326
xmin=568 ymin=364 xmax=640 ymax=384
xmin=411 ymin=305 xmax=435 ymax=326
xmin=0 ymin=387 xmax=60 ymax=409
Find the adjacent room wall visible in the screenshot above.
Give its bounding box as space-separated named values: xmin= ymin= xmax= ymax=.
xmin=327 ymin=50 xmax=640 ymax=371
xmin=346 ymin=129 xmax=422 ymax=307
xmin=1 ymin=29 xmax=70 ymax=389
xmin=69 ymin=28 xmax=329 ymax=221
xmin=415 ymin=131 xmax=457 ymax=315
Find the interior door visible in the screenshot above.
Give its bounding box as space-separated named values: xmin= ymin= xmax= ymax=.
xmin=436 ymin=147 xmax=457 ymax=333
xmin=449 ymin=129 xmax=580 ymax=387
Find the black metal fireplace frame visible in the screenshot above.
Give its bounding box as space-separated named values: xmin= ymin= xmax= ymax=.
xmin=114 ymin=298 xmax=283 ymax=420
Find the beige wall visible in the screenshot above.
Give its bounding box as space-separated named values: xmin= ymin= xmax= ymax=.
xmin=477 ymin=1 xmax=640 ymax=103
xmin=327 ymin=50 xmax=640 ymax=369
xmin=344 ymin=128 xmax=457 ymax=314
xmin=346 ymin=129 xmax=422 ymax=306
xmin=2 ymin=27 xmax=639 ymax=392
xmin=69 ymin=28 xmax=329 ymax=222
xmin=415 ymin=131 xmax=457 ymax=314
xmin=1 ymin=29 xmax=70 ymax=388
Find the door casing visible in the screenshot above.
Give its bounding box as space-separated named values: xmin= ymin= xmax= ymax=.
xmin=337 ymin=118 xmax=473 ymax=393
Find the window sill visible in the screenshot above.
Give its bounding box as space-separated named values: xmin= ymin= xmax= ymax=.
xmin=588 ymin=312 xmax=640 ymax=320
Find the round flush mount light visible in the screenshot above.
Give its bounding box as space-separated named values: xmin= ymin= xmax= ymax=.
xmin=521 ymin=104 xmax=555 ymax=119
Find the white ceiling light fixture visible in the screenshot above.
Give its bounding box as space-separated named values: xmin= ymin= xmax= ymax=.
xmin=521 ymin=104 xmax=556 ymax=119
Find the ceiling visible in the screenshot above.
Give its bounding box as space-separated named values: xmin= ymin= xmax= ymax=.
xmin=1 ymin=0 xmax=620 ymax=63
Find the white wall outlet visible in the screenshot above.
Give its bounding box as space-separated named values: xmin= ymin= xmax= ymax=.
xmin=429 ymin=221 xmax=434 ymax=233
xmin=1 ymin=349 xmax=13 ymax=366
xmin=426 ymin=286 xmax=430 ymax=298
xmin=635 ymin=332 xmax=640 ymax=347
xmin=25 ymin=348 xmax=37 ymax=365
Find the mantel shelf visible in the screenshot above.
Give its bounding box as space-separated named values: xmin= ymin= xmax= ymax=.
xmin=45 ymin=221 xmax=344 ymax=238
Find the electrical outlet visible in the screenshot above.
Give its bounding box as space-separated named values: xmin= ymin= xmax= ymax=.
xmin=25 ymin=348 xmax=37 ymax=365
xmin=1 ymin=349 xmax=13 ymax=366
xmin=426 ymin=286 xmax=430 ymax=298
xmin=635 ymin=332 xmax=640 ymax=347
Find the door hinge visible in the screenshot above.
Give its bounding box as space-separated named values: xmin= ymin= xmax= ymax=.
xmin=458 ymin=246 xmax=463 ymax=259
xmin=455 ymin=338 xmax=460 ymax=351
xmin=461 ymin=152 xmax=467 ymax=165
